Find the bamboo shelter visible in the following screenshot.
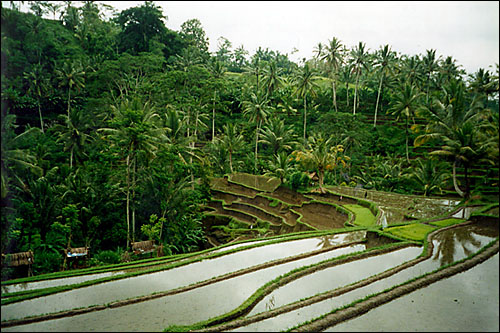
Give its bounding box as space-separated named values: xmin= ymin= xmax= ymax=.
xmin=131 ymin=240 xmax=156 ymax=256
xmin=2 ymin=251 xmax=34 ymax=277
xmin=63 ymin=247 xmax=89 ymax=270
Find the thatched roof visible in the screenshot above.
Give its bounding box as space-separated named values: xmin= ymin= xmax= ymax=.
xmin=3 ymin=251 xmax=34 ymax=266
xmin=131 ymin=240 xmax=156 ymax=253
xmin=65 ymin=247 xmax=89 ymax=257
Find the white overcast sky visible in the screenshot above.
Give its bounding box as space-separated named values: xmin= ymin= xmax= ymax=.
xmin=6 ymin=1 xmax=499 ymax=75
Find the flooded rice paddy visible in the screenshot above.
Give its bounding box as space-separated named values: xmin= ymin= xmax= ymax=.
xmin=1 ymin=181 xmax=498 ymax=332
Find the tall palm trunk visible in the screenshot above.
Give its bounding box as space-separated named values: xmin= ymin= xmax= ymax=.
xmin=132 ymin=158 xmax=136 ymax=243
xmin=303 ymin=95 xmax=307 ymax=142
xmin=67 ymin=88 xmax=71 ymax=119
xmin=38 ymin=102 xmax=44 ymax=133
xmin=254 ymin=119 xmax=262 ymax=173
xmin=346 ymin=81 xmax=349 ymax=107
xmin=332 ymin=79 xmax=338 ymax=112
xmin=405 ymin=117 xmax=410 ymax=163
xmin=374 ymin=74 xmax=384 ymax=127
xmin=125 ymin=153 xmax=131 ymax=249
xmin=353 ymin=68 xmax=360 ymax=115
xmin=452 ymin=160 xmax=465 ymax=197
xmin=212 ymin=89 xmax=216 ymax=142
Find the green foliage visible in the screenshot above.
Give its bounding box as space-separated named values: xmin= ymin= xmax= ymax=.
xmin=93 ymin=249 xmax=122 ymax=265
xmin=287 ymin=171 xmax=309 ymax=191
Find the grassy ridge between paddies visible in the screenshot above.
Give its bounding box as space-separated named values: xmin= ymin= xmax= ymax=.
xmin=342 ymin=204 xmax=377 ymax=227
xmin=1 ymin=228 xmax=366 ymax=306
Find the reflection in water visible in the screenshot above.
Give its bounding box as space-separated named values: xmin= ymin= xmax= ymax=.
xmin=432 ymin=221 xmax=500 ymax=266
xmin=316 ymin=231 xmax=366 ymax=249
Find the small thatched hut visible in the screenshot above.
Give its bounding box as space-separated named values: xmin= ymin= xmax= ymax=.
xmin=131 ymin=240 xmax=156 ymax=255
xmin=2 ymin=251 xmax=34 ymax=276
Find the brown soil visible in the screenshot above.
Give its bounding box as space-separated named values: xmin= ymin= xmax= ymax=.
xmin=267 ymin=186 xmax=310 ymax=206
xmin=293 ymin=202 xmax=348 ymax=230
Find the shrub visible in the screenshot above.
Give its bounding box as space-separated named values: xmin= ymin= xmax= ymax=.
xmin=94 ymin=249 xmax=121 ymax=265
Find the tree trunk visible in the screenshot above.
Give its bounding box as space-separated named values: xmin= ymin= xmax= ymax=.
xmin=229 ymin=150 xmax=233 ymax=173
xmin=126 ymin=154 xmax=131 ymax=249
xmin=255 ymin=119 xmax=261 ymax=173
xmin=353 ymin=69 xmax=360 ymax=115
xmin=303 ymin=95 xmax=307 ymax=142
xmin=405 ymin=117 xmax=410 ymax=163
xmin=318 ymin=169 xmax=325 ymax=194
xmin=67 ymin=88 xmax=71 ymax=119
xmin=452 ymin=160 xmax=465 ymax=197
xmin=132 ymin=157 xmax=136 ymax=243
xmin=38 ymin=102 xmax=44 ymax=133
xmin=346 ymin=82 xmax=349 ymax=107
xmin=374 ymin=74 xmax=384 ymax=127
xmin=332 ymin=78 xmax=337 ymax=112
xmin=212 ymin=89 xmax=216 ymax=143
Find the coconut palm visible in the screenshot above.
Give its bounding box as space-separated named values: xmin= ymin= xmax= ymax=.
xmin=242 ymin=91 xmax=273 ymax=172
xmin=292 ymin=63 xmax=320 ymax=142
xmin=98 ymin=97 xmax=167 ymax=248
xmin=55 ymin=60 xmax=86 ymax=119
xmin=207 ymin=59 xmax=226 ymax=142
xmin=261 ymin=60 xmax=284 ymax=99
xmin=321 ymin=37 xmax=344 ymax=112
xmin=54 ymin=109 xmax=93 ymax=169
xmin=23 ymin=63 xmax=50 ymax=133
xmin=292 ymin=133 xmax=348 ymax=194
xmin=423 ymin=49 xmax=439 ymax=104
xmin=373 ymin=44 xmax=395 ymax=127
xmin=388 ymin=83 xmax=424 ymax=163
xmin=339 ymin=62 xmax=353 ymax=107
xmin=350 ymin=42 xmax=370 ymax=115
xmin=259 ymin=117 xmax=298 ymax=156
xmin=264 ymin=151 xmax=294 ymax=185
xmin=1 ymin=114 xmax=43 ymax=200
xmin=414 ymin=84 xmax=492 ymax=198
xmin=221 ymin=123 xmax=245 ymax=173
xmin=405 ymin=158 xmax=450 ymax=196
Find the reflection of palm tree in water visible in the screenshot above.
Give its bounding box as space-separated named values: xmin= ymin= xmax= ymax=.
xmin=433 ymin=227 xmax=483 ymax=266
xmin=317 ymin=231 xmax=363 ymax=249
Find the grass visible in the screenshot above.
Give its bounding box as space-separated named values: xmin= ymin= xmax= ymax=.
xmin=384 ymin=223 xmax=436 ymax=242
xmin=428 ymin=218 xmax=465 ymax=227
xmin=342 ymin=204 xmax=377 ymax=227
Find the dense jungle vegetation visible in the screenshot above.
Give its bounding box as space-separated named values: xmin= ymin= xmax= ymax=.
xmin=1 ymin=1 xmax=498 ymax=276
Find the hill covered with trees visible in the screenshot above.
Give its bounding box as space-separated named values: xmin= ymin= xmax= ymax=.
xmin=1 ymin=1 xmax=498 ymax=277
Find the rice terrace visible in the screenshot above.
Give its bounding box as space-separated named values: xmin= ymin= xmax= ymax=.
xmin=1 ymin=1 xmax=499 ymax=332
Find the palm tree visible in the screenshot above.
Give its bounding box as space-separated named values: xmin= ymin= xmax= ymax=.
xmin=54 ymin=109 xmax=92 ymax=169
xmin=1 ymin=114 xmax=43 ymax=200
xmin=264 ymin=151 xmax=294 ymax=185
xmin=55 ymin=60 xmax=85 ymax=119
xmin=321 ymin=37 xmax=344 ymax=112
xmin=423 ymin=49 xmax=439 ymax=104
xmin=414 ymin=85 xmax=492 ymax=198
xmin=23 ymin=63 xmax=50 ymax=133
xmin=292 ymin=133 xmax=348 ymax=194
xmin=388 ymin=83 xmax=424 ymax=163
xmin=261 ymin=60 xmax=284 ymax=98
xmin=373 ymin=44 xmax=395 ymax=127
xmin=339 ymin=63 xmax=353 ymax=107
xmin=405 ymin=158 xmax=450 ymax=196
xmin=221 ymin=123 xmax=244 ymax=173
xmin=207 ymin=59 xmax=226 ymax=142
xmin=243 ymin=57 xmax=265 ymax=92
xmin=98 ymin=97 xmax=166 ymax=248
xmin=292 ymin=63 xmax=320 ymax=142
xmin=242 ymin=91 xmax=273 ymax=173
xmin=350 ymin=42 xmax=370 ymax=115
xmin=259 ymin=117 xmax=298 ymax=156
